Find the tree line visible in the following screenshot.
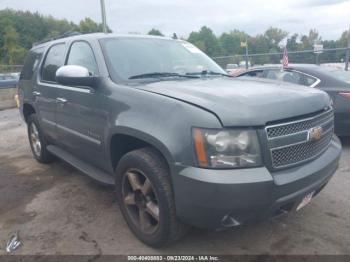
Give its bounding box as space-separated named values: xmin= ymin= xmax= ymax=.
xmin=149 ymin=26 xmax=349 ymax=67
xmin=0 ymin=9 xmax=348 ymax=66
xmin=0 ymin=9 xmax=110 ymax=65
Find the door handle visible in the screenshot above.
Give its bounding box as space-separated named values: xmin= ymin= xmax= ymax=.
xmin=56 ymin=97 xmax=67 ymax=104
xmin=32 ymin=91 xmax=41 ymax=96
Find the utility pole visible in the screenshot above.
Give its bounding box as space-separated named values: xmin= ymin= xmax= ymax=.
xmin=245 ymin=37 xmax=249 ymax=70
xmin=345 ymin=25 xmax=350 ymax=71
xmin=100 ymin=0 xmax=107 ymax=33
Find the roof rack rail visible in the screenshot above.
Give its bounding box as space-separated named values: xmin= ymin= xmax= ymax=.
xmin=33 ymin=31 xmax=81 ymax=47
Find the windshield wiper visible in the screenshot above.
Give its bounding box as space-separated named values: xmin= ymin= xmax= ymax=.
xmin=186 ymin=70 xmax=232 ymax=77
xmin=129 ymin=72 xmax=200 ymax=79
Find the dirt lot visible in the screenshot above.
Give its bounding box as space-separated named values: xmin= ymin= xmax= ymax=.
xmin=0 ymin=108 xmax=349 ymax=255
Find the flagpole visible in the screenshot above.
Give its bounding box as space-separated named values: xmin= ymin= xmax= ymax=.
xmin=345 ymin=25 xmax=350 ymax=71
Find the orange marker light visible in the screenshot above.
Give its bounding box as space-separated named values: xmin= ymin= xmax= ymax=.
xmin=192 ymin=128 xmax=208 ymax=167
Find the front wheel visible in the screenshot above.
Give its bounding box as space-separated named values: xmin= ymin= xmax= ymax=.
xmin=115 ymin=148 xmax=189 ymax=247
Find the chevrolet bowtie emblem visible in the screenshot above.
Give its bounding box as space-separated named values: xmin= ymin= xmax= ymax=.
xmin=308 ymin=126 xmax=323 ymax=141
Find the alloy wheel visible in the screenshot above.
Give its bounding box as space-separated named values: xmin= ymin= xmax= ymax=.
xmin=29 ymin=122 xmax=41 ymax=157
xmin=122 ymin=169 xmax=160 ymax=234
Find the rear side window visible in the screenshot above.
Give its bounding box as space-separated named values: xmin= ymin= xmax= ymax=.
xmin=66 ymin=41 xmax=98 ymax=76
xmin=20 ymin=47 xmax=44 ymax=80
xmin=303 ymin=75 xmax=317 ymax=86
xmin=42 ymin=43 xmax=66 ymax=82
xmin=242 ymin=70 xmax=264 ymax=78
xmin=263 ymin=69 xmax=303 ymax=85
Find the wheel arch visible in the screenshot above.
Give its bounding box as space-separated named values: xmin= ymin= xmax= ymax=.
xmin=108 ymin=127 xmax=174 ymax=174
xmin=23 ymin=102 xmax=36 ymax=122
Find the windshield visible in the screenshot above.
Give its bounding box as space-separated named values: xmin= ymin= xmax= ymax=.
xmin=322 ymin=67 xmax=350 ymax=84
xmin=100 ymin=37 xmax=226 ymax=82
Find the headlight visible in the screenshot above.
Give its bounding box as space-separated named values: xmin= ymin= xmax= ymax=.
xmin=192 ymin=128 xmax=262 ymax=168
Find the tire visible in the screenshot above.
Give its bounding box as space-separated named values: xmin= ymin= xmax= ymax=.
xmin=27 ymin=114 xmax=54 ymax=164
xmin=115 ymin=147 xmax=189 ymax=247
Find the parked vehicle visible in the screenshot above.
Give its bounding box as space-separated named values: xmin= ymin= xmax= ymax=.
xmin=226 ymin=64 xmax=245 ymax=76
xmin=18 ymin=34 xmax=341 ymax=247
xmin=236 ymin=64 xmax=350 ymax=136
xmin=0 ymin=73 xmax=19 ymax=89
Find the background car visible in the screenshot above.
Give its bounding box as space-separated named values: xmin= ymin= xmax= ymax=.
xmin=236 ymin=64 xmax=350 ymax=136
xmin=0 ymin=72 xmax=20 ymax=89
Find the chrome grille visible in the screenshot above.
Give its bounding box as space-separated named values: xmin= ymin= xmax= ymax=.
xmin=266 ymin=109 xmax=334 ymax=169
xmin=266 ymin=109 xmax=333 ymax=138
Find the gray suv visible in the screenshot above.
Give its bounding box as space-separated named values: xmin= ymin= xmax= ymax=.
xmin=18 ymin=33 xmax=341 ymax=247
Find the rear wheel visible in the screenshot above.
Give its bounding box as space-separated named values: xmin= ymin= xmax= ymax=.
xmin=27 ymin=114 xmax=54 ymax=163
xmin=115 ymin=148 xmax=189 ymax=247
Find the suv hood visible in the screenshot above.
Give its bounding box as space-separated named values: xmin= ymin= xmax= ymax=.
xmin=136 ymin=77 xmax=331 ymax=126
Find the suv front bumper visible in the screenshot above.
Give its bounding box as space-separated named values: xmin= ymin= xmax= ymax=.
xmin=171 ymin=136 xmax=341 ymax=228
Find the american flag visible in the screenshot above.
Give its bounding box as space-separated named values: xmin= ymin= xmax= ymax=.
xmin=282 ymin=47 xmax=289 ymax=69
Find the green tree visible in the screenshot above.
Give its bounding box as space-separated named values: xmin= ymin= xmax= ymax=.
xmin=188 ymin=26 xmax=222 ymax=56
xmin=264 ymin=27 xmax=288 ymax=47
xmin=219 ymin=30 xmax=247 ymax=56
xmin=78 ymin=18 xmax=102 ymax=34
xmin=148 ymin=28 xmax=164 ymax=36
xmin=2 ymin=25 xmax=26 ymax=64
xmin=0 ymin=9 xmax=111 ymax=64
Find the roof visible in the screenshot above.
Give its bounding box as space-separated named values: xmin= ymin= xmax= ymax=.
xmin=32 ymin=32 xmax=175 ymax=49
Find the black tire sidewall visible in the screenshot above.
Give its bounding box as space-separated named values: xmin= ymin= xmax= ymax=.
xmin=115 ymin=149 xmax=174 ymax=247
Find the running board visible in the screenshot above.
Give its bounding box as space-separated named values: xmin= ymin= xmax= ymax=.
xmin=47 ymin=145 xmax=114 ymax=185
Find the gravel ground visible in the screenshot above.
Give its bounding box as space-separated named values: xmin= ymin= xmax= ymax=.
xmin=0 ymin=108 xmax=349 ymax=255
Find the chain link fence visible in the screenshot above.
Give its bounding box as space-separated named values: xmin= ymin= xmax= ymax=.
xmin=0 ymin=65 xmax=23 ymax=74
xmin=212 ymin=47 xmax=350 ymax=71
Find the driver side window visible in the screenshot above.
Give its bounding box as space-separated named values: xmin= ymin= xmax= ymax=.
xmin=66 ymin=41 xmax=98 ymax=76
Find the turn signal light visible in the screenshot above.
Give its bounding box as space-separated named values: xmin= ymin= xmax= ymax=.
xmin=192 ymin=128 xmax=208 ymax=167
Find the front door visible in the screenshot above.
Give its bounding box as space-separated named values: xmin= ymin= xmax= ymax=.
xmin=55 ymin=41 xmax=107 ymax=170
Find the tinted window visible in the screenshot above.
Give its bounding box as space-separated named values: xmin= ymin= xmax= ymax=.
xmin=42 ymin=43 xmax=66 ymax=82
xmin=263 ymin=69 xmax=303 ymax=85
xmin=242 ymin=70 xmax=263 ymax=77
xmin=303 ymin=75 xmax=317 ymax=86
xmin=67 ymin=41 xmax=98 ymax=75
xmin=20 ymin=47 xmax=44 ymax=80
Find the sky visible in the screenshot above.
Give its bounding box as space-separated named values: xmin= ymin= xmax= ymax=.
xmin=0 ymin=0 xmax=349 ymax=40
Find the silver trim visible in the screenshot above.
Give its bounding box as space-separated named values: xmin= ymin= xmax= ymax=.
xmin=42 ymin=118 xmax=55 ymax=126
xmin=56 ymin=97 xmax=67 ymax=103
xmin=270 ymin=135 xmax=333 ymax=170
xmin=38 ymin=80 xmax=92 ymax=94
xmin=267 ymin=117 xmax=334 ymax=144
xmin=41 ymin=118 xmax=101 ymax=146
xmin=265 ymin=108 xmax=332 ymax=134
xmin=266 ymin=109 xmax=334 ymax=169
xmin=56 ymin=124 xmax=101 ymax=145
xmin=287 ymin=69 xmax=321 ymax=88
xmin=270 ymin=126 xmax=333 ymax=151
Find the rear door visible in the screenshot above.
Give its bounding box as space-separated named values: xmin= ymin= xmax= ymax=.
xmin=18 ymin=47 xmax=45 ymax=115
xmin=36 ymin=43 xmax=67 ymax=141
xmin=55 ymin=40 xmax=107 ymax=170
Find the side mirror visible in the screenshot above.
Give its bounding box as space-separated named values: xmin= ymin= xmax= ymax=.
xmin=55 ymin=65 xmax=97 ymax=88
